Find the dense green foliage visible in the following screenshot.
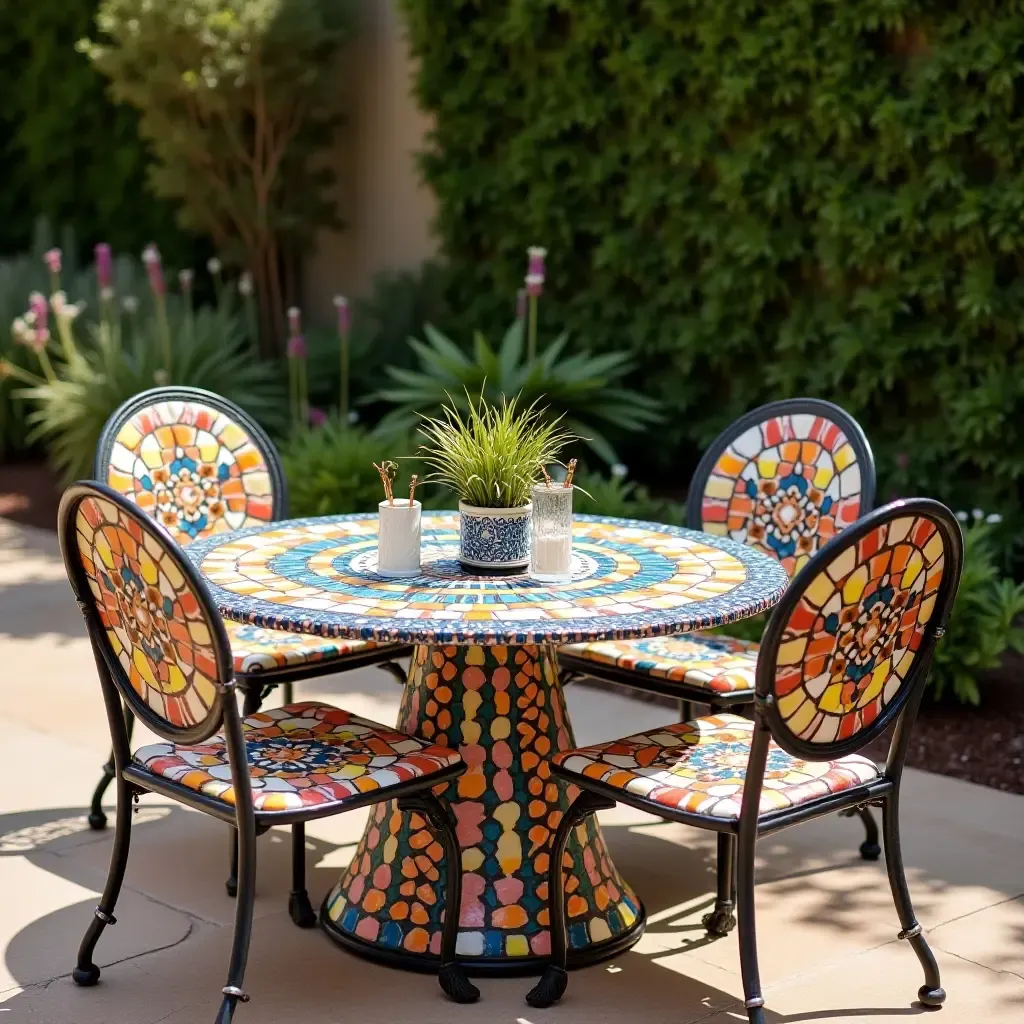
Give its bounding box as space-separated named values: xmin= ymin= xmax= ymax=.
xmin=401 ymin=0 xmax=1024 ymax=524
xmin=373 ymin=319 xmax=661 ymax=464
xmin=83 ymin=0 xmax=352 ymax=352
xmin=281 ymin=419 xmax=447 ymax=516
xmin=0 ymin=3 xmax=188 ymax=260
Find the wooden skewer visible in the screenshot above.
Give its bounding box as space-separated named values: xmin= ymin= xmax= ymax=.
xmin=540 ymin=463 xmax=553 ymax=487
xmin=409 ymin=474 xmax=419 ymax=506
xmin=564 ymin=459 xmax=577 ymax=488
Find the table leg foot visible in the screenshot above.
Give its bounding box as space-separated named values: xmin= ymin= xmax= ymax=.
xmin=439 ymin=962 xmax=481 ymax=1004
xmin=525 ymin=965 xmax=568 ymax=1008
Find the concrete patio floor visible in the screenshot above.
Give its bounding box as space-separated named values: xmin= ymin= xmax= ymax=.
xmin=1 ymin=518 xmax=1022 ymax=1024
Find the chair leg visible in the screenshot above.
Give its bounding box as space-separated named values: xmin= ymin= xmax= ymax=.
xmin=703 ymin=832 xmax=737 ymax=936
xmin=398 ymin=792 xmax=480 ymax=1004
xmin=287 ymin=822 xmax=317 ymax=928
xmin=215 ymin=823 xmax=258 ymax=1024
xmin=226 ymin=688 xmax=263 ymax=899
xmin=679 ymin=699 xmax=694 ymax=723
xmin=88 ymin=707 xmax=135 ymax=830
xmin=881 ymin=795 xmax=945 ymax=1008
xmin=736 ymin=822 xmax=766 ymax=1024
xmin=281 ymin=681 xmax=294 ymax=706
xmin=74 ymin=777 xmax=134 ymax=986
xmin=857 ymin=805 xmax=881 ymax=861
xmin=525 ymin=791 xmax=613 ymax=1009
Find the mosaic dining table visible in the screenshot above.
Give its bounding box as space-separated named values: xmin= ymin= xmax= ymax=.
xmin=187 ymin=512 xmax=789 ymax=972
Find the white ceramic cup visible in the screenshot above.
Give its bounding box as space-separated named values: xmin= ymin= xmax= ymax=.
xmin=377 ymin=499 xmax=422 ymax=577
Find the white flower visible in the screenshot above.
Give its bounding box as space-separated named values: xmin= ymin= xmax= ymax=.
xmin=23 ymin=311 xmax=36 ymax=327
xmin=348 ymin=409 xmax=360 ymax=425
xmin=287 ymin=306 xmax=300 ymax=317
xmin=333 ymin=294 xmax=348 ymax=307
xmin=142 ymin=244 xmax=160 ymax=265
xmin=986 ymin=513 xmax=1003 ymax=524
xmin=179 ymin=268 xmax=194 ymax=289
xmin=611 ymin=463 xmax=628 ymax=479
xmin=525 ymin=273 xmax=544 ymax=288
xmin=238 ymin=272 xmax=253 ymax=296
xmin=50 ymin=291 xmax=67 ymax=315
xmin=122 ymin=295 xmax=139 ymax=313
xmin=153 ymin=369 xmax=169 ymax=386
xmin=528 ymin=246 xmax=548 ymax=259
xmin=207 ymin=257 xmax=222 ymax=275
xmin=972 ymin=508 xmax=984 ymax=521
xmin=100 ymin=287 xmax=115 ymax=302
xmin=11 ymin=317 xmax=29 ymax=342
xmin=955 ymin=510 xmax=968 ymax=521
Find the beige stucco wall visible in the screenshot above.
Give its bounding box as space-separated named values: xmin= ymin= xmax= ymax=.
xmin=304 ymin=0 xmax=437 ymax=317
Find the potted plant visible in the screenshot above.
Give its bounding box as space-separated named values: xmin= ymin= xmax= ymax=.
xmin=418 ymin=392 xmax=573 ymax=573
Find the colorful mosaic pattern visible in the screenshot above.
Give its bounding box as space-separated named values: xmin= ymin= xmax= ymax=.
xmin=561 ymin=633 xmax=759 ymax=694
xmin=323 ymin=644 xmax=642 ymax=962
xmin=133 ymin=701 xmax=461 ymax=812
xmin=225 ymin=621 xmax=378 ymax=675
xmin=701 ymin=412 xmax=864 ymax=575
xmin=76 ymin=494 xmax=221 ymax=730
xmin=774 ymin=515 xmax=944 ymax=747
xmin=555 ymin=713 xmax=879 ymax=819
xmin=105 ymin=398 xmax=273 ymax=542
xmin=189 ymin=514 xmax=789 ymax=645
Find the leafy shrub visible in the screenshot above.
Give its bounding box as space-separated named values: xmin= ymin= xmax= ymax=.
xmin=0 ymin=223 xmax=147 ymax=460
xmin=281 ymin=417 xmax=449 ymax=517
xmin=577 ymin=470 xmax=684 ymax=525
xmin=374 ymin=319 xmax=661 ymax=465
xmin=0 ymin=3 xmax=189 ymax=260
xmin=400 ymin=1 xmax=1024 ymax=526
xmin=83 ymin=0 xmax=353 ymax=352
xmin=931 ymin=523 xmax=1024 ymax=705
xmin=5 ymin=245 xmax=285 ymax=482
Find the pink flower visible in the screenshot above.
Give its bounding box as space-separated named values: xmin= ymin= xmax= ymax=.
xmin=287 ymin=306 xmax=302 ymax=337
xmin=142 ymin=244 xmax=165 ymax=296
xmin=525 ymin=273 xmax=544 ymax=298
xmin=333 ymin=295 xmax=350 ymax=334
xmin=29 ymin=292 xmax=48 ymax=333
xmin=287 ymin=334 xmax=307 ymax=359
xmin=43 ymin=248 xmax=62 ymax=275
xmin=527 ymin=245 xmax=547 ymax=278
xmin=95 ymin=244 xmax=113 ymax=290
xmin=309 ymin=406 xmax=328 ymax=427
xmin=179 ymin=268 xmax=194 ymax=292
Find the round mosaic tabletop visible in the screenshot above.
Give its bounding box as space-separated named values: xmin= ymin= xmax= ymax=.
xmin=186 ymin=512 xmax=790 ymax=645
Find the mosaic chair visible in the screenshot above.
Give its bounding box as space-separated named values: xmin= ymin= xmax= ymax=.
xmin=527 ymin=498 xmax=961 ymax=1018
xmin=86 ymin=386 xmax=411 ymax=900
xmin=559 ymin=398 xmax=877 ymax=934
xmin=60 ymin=483 xmax=479 ymax=1022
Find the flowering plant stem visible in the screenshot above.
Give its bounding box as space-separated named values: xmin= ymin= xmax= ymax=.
xmin=340 ymin=327 xmax=350 ymax=421
xmin=527 ymin=295 xmax=538 ymax=361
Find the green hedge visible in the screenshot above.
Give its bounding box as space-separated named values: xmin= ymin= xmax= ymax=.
xmin=0 ymin=2 xmax=189 ymax=261
xmin=401 ymin=0 xmax=1024 ymax=526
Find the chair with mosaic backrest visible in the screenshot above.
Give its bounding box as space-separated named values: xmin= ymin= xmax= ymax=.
xmin=559 ymin=398 xmax=878 ymax=935
xmin=60 ymin=483 xmax=478 ymax=1022
xmin=88 ymin=386 xmax=411 ymax=906
xmin=529 ymin=498 xmax=961 ymax=1019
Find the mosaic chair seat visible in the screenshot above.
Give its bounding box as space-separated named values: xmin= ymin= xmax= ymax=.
xmin=559 ymin=398 xmax=878 ymax=935
xmin=60 ymin=485 xmax=479 ymax=1023
xmin=86 ymin=386 xmax=411 ymax=898
xmin=528 ymin=499 xmax=962 ymax=1021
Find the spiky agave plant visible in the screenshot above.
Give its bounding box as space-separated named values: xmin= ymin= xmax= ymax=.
xmin=417 ymin=392 xmax=575 ymax=508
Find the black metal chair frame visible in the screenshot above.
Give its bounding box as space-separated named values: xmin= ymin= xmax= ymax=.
xmin=85 ymin=386 xmax=413 ymax=898
xmin=558 ymin=398 xmax=880 ymax=934
xmin=532 ymin=499 xmax=962 ymax=1020
xmin=60 ymin=483 xmax=477 ymax=1022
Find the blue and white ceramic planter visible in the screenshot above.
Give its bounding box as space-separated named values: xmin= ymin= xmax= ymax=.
xmin=458 ymin=502 xmax=532 ymax=573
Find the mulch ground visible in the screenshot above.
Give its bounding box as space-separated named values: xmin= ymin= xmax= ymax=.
xmin=3 ymin=460 xmax=1021 ymax=796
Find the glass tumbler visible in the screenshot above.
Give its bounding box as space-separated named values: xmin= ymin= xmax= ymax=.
xmin=530 ymin=484 xmax=573 ymax=582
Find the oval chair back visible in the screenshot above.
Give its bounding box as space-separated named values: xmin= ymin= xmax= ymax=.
xmin=754 ymin=498 xmax=962 ymax=766
xmin=59 ymin=481 xmax=237 ymax=749
xmin=686 ymin=398 xmax=876 ymax=577
xmin=95 ymin=386 xmax=287 ymax=544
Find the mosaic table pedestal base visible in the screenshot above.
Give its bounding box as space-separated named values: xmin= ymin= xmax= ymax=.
xmin=320 ymin=643 xmax=645 ymax=972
